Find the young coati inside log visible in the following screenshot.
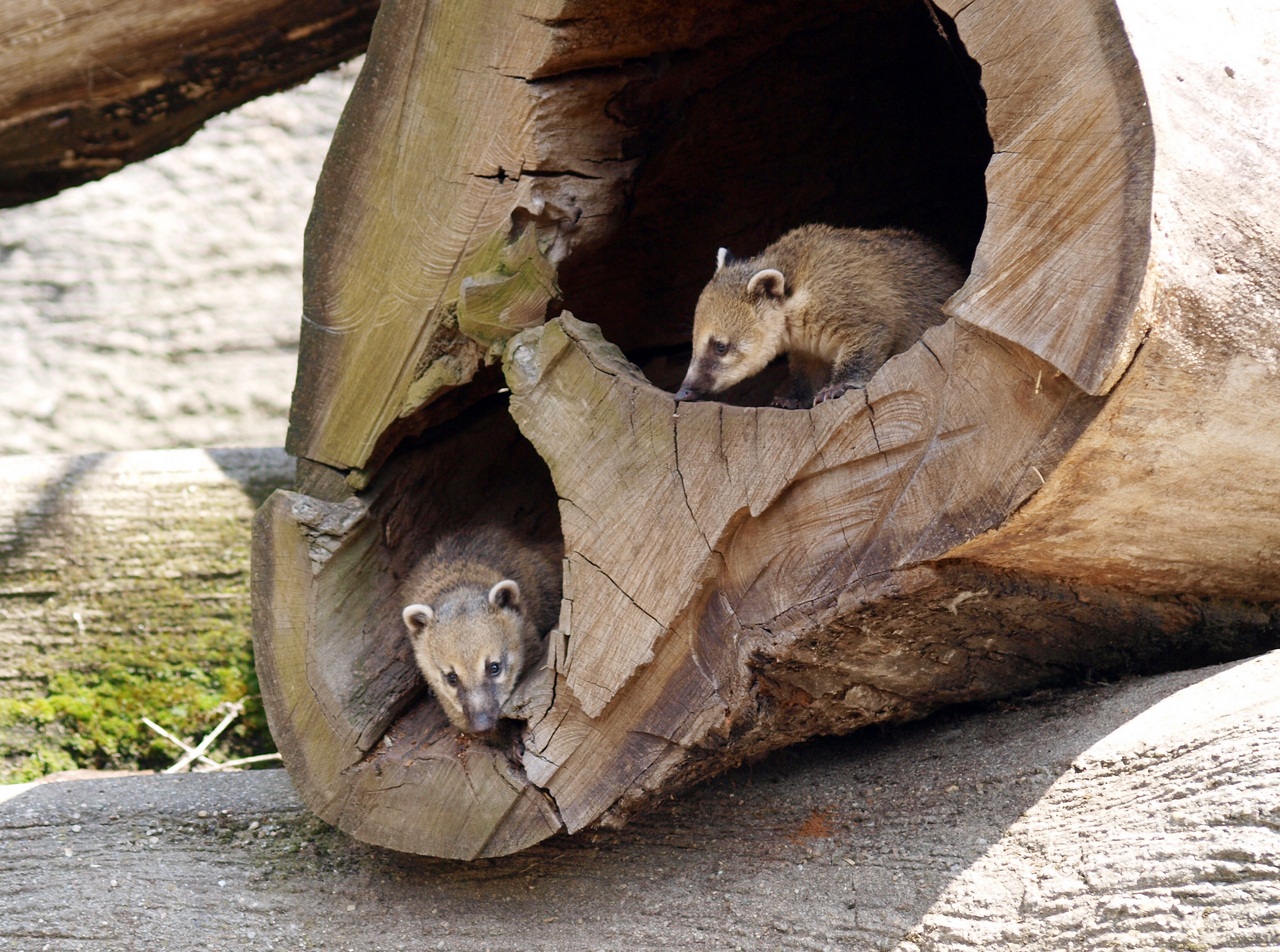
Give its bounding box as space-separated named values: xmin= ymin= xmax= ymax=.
xmin=401 ymin=527 xmax=561 ymax=734
xmin=674 ymin=225 xmax=965 ymax=408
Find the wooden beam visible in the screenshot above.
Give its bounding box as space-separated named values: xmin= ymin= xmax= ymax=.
xmin=0 ymin=0 xmax=378 ymax=207
xmin=3 ymin=654 xmax=1279 ymax=948
xmin=0 ymin=448 xmax=292 ymax=777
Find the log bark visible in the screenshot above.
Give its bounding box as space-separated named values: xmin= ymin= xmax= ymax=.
xmin=3 ymin=654 xmax=1279 ymax=950
xmin=0 ymin=0 xmax=378 ymax=207
xmin=254 ymin=0 xmax=1280 ymax=858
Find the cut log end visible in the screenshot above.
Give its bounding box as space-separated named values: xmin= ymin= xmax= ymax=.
xmin=252 ymin=0 xmax=1280 ymax=858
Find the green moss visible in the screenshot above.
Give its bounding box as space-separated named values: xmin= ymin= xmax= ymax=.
xmin=0 ymin=620 xmax=271 ymax=783
xmin=0 ymin=479 xmax=280 ymax=784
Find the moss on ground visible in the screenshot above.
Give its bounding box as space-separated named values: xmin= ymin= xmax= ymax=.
xmin=0 ymin=461 xmax=285 ymax=783
xmin=0 ymin=623 xmax=270 ymax=783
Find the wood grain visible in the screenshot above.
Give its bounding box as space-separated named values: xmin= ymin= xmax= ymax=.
xmin=0 ymin=448 xmax=290 ymax=686
xmin=938 ymin=0 xmax=1155 ymax=395
xmin=290 ymin=0 xmax=640 ymax=473
xmin=0 ymin=448 xmax=292 ymax=776
xmin=952 ymin=0 xmax=1280 ymax=599
xmin=5 ymin=655 xmax=1278 ymax=949
xmin=502 ymin=313 xmax=1098 ymax=833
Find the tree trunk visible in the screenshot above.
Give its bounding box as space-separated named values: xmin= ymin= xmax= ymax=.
xmin=0 ymin=0 xmax=378 ymax=207
xmin=253 ymin=0 xmax=1280 ymax=858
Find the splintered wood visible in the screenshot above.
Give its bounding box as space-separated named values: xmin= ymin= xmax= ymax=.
xmin=290 ymin=1 xmax=639 ymax=473
xmin=501 ymin=312 xmax=1095 ymax=833
xmin=252 ymin=0 xmax=1280 ymax=858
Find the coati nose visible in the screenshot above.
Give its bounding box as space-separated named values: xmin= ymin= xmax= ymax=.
xmin=468 ymin=709 xmax=500 ymax=734
xmin=674 ymin=386 xmax=703 ymax=402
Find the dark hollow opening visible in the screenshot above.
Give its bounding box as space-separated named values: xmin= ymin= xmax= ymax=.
xmin=352 ymin=396 xmax=564 ymax=750
xmin=556 ymin=0 xmax=991 ymax=402
xmin=359 ymin=0 xmax=990 ymax=749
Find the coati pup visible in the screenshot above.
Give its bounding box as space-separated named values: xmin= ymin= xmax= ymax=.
xmin=400 ymin=527 xmax=561 ymax=735
xmin=674 ymin=224 xmax=966 ymax=408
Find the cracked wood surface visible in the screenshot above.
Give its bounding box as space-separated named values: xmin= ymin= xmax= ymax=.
xmin=501 ymin=312 xmax=1094 ymax=829
xmin=951 ymin=0 xmax=1280 ymax=599
xmin=937 ymin=0 xmax=1154 ymax=395
xmin=289 ymin=0 xmax=644 ymax=473
xmin=0 ymin=0 xmax=379 ymax=207
xmin=500 ymin=314 xmax=1274 ymax=837
xmin=253 ymin=489 xmax=564 ymax=859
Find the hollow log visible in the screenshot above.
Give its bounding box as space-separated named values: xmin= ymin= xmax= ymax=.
xmin=0 ymin=0 xmax=378 ymax=207
xmin=253 ymin=0 xmax=1280 ymax=858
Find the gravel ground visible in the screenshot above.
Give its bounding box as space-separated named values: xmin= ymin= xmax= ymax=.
xmin=0 ymin=61 xmax=360 ymax=456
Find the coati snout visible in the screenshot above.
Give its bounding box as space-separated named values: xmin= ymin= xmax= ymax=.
xmin=675 ymin=261 xmax=788 ymax=402
xmin=399 ymin=527 xmax=561 ymax=735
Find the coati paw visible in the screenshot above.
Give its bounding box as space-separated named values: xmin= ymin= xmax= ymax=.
xmin=813 ymin=384 xmax=860 ymax=405
xmin=771 ymin=395 xmax=806 ymax=410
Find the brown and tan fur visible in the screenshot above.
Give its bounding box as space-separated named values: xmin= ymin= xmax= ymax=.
xmin=674 ymin=224 xmax=966 ymax=408
xmin=400 ymin=527 xmax=561 ymax=734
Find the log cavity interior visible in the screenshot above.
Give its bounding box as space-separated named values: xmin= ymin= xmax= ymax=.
xmin=556 ymin=0 xmax=991 ymax=402
xmin=360 ymin=398 xmax=563 ymax=744
xmin=376 ymin=398 xmax=562 ymax=593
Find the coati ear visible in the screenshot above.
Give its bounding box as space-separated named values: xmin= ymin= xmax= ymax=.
xmin=402 ymin=604 xmax=434 ymax=634
xmin=716 ymin=247 xmax=732 ymax=271
xmin=747 ymin=268 xmax=785 ymax=301
xmin=488 ymin=579 xmax=521 ymax=611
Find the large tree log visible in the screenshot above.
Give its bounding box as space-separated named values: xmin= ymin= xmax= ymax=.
xmin=0 ymin=0 xmax=378 ymax=207
xmin=253 ymin=0 xmax=1280 ymax=858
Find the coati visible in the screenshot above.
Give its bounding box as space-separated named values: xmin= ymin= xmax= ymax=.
xmin=400 ymin=527 xmax=561 ymax=735
xmin=674 ymin=224 xmax=966 ymax=408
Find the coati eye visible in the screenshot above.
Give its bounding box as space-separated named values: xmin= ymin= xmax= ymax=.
xmin=712 ymin=339 xmax=730 ymax=356
xmin=444 ymin=672 xmax=459 ymax=687
xmin=486 ymin=661 xmax=502 ymax=677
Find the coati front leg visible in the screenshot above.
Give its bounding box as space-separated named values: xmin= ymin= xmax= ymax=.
xmin=772 ymin=354 xmax=825 ymax=409
xmin=813 ymin=332 xmax=895 ymax=405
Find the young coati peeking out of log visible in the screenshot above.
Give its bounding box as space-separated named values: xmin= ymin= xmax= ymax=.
xmin=401 ymin=527 xmax=561 ymax=735
xmin=674 ymin=225 xmax=965 ymax=408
